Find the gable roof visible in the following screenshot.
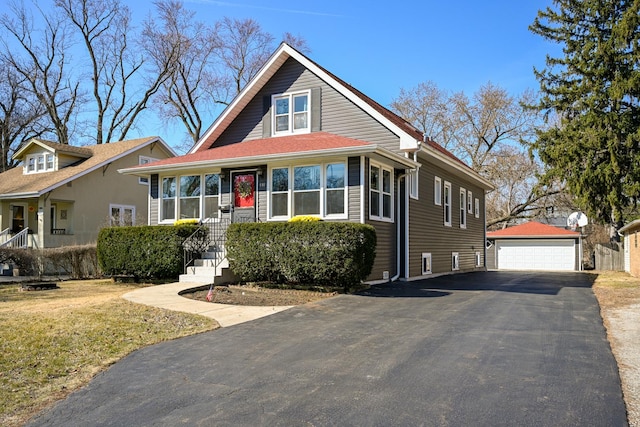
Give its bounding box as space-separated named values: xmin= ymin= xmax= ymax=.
xmin=0 ymin=136 xmax=172 ymax=199
xmin=13 ymin=138 xmax=93 ymax=159
xmin=120 ymin=132 xmax=418 ymax=175
xmin=188 ymin=43 xmax=492 ymax=190
xmin=487 ymin=221 xmax=581 ymax=239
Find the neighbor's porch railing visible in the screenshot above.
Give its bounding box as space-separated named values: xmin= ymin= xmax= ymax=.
xmin=0 ymin=228 xmax=10 ymax=246
xmin=0 ymin=228 xmax=29 ymax=248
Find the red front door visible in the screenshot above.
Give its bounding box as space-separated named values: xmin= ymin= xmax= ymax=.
xmin=232 ymin=173 xmax=256 ymax=222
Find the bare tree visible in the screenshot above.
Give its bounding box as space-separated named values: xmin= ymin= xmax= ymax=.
xmin=391 ymin=81 xmax=561 ymax=228
xmin=57 ymin=0 xmax=176 ymax=144
xmin=215 ymin=17 xmax=275 ymax=96
xmin=145 ymin=0 xmax=223 ymax=147
xmin=0 ymin=60 xmax=51 ymax=171
xmin=0 ymin=1 xmax=82 ymax=146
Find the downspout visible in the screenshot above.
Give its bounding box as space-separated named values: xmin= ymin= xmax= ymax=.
xmin=360 ymin=156 xmax=365 ymax=224
xmin=391 ymin=171 xmax=407 ymax=282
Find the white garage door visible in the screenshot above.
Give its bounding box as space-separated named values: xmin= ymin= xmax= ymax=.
xmin=496 ymin=239 xmax=576 ymax=271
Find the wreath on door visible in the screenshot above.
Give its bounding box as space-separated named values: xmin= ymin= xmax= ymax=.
xmin=235 ymin=177 xmax=253 ymax=198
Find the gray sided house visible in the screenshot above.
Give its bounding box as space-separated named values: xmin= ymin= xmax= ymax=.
xmin=121 ymin=43 xmax=493 ymax=283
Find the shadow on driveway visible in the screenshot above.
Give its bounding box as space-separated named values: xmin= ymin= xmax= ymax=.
xmin=358 ymin=270 xmax=597 ymax=297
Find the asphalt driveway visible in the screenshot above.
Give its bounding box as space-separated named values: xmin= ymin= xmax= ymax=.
xmin=28 ymin=271 xmax=627 ymax=426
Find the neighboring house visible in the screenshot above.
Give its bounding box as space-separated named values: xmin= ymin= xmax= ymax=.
xmin=486 ymin=221 xmax=583 ymax=271
xmin=121 ymin=43 xmax=493 ymax=283
xmin=0 ymin=137 xmax=175 ymax=249
xmin=619 ymin=220 xmax=640 ymax=276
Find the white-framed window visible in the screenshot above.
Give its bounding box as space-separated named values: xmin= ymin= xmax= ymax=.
xmin=268 ymin=161 xmax=347 ymax=220
xmin=204 ymin=173 xmax=220 ymax=219
xmin=271 ymin=167 xmax=290 ymax=218
xmin=139 ymin=156 xmax=158 ymax=184
xmin=444 ymin=181 xmax=451 ymax=227
xmin=179 ymin=175 xmax=201 ymax=219
xmin=422 ymin=252 xmax=432 ymax=275
xmin=460 ymin=188 xmax=467 ymax=229
xmin=325 ymin=163 xmax=346 ymax=216
xmin=161 ymin=176 xmax=176 ymax=221
xmin=468 ymin=190 xmax=473 ymax=214
xmin=273 ymin=90 xmax=310 ymax=135
xmin=409 ymin=169 xmax=419 ymax=200
xmin=110 ymin=204 xmax=135 ymax=226
xmin=370 ymin=162 xmax=393 ymax=221
xmin=293 ymin=165 xmax=321 ymax=216
xmin=475 ymin=198 xmax=480 ymax=218
xmin=25 ymin=153 xmax=56 ymax=174
xmin=452 ymin=252 xmax=460 ymax=271
xmin=434 ymin=176 xmax=442 ymax=205
xmin=475 ymin=251 xmax=482 ymax=267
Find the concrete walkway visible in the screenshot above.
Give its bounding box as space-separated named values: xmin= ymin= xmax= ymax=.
xmin=122 ymin=282 xmax=293 ymax=327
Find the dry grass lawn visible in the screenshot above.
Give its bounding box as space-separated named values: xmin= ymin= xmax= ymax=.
xmin=0 ymin=279 xmax=219 ymax=427
xmin=593 ymin=271 xmax=640 ymax=427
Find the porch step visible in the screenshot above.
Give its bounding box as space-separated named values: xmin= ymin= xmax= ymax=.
xmin=179 ymin=256 xmax=232 ymax=285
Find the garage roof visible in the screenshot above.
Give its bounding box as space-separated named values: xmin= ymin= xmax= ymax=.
xmin=487 ymin=221 xmax=581 ymax=239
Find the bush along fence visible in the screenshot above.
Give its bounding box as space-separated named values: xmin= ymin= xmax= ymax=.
xmin=226 ymin=222 xmax=376 ymax=290
xmin=97 ymin=224 xmax=198 ymax=281
xmin=0 ymin=245 xmax=99 ymax=279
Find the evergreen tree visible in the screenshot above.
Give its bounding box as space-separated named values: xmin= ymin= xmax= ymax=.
xmin=530 ymin=0 xmax=640 ymax=227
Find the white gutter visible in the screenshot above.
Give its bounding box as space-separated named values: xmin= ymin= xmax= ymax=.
xmin=391 ymin=172 xmax=407 ymax=282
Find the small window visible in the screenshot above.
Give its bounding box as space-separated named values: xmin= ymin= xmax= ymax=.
xmin=204 ymin=174 xmax=220 ymax=219
xmin=468 ymin=190 xmax=473 ymax=214
xmin=475 ymin=251 xmax=482 ymax=267
xmin=409 ymin=168 xmax=419 ymax=199
xmin=460 ymin=188 xmax=467 ymax=229
xmin=444 ymin=181 xmax=451 ymax=226
xmin=434 ymin=176 xmax=442 ymax=205
xmin=179 ymin=175 xmax=201 ymax=219
xmin=273 ymin=91 xmax=310 ymax=135
xmin=325 ymin=163 xmax=345 ymax=216
xmin=271 ymin=167 xmax=289 ymax=218
xmin=293 ymin=165 xmax=321 ymax=216
xmin=46 ymin=154 xmax=54 ymax=170
xmin=139 ymin=156 xmax=158 ymax=185
xmin=422 ymin=253 xmax=432 ymax=275
xmin=452 ymin=252 xmax=460 ymax=271
xmin=37 ymin=155 xmax=45 ymax=171
xmin=110 ymin=204 xmax=135 ymax=226
xmin=475 ymin=198 xmax=480 ymax=218
xmin=370 ymin=162 xmax=393 ymax=221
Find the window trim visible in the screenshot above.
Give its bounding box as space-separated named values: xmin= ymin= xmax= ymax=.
xmin=434 ymin=176 xmax=442 ymax=206
xmin=452 ymin=252 xmax=460 ymax=271
xmin=475 ymin=198 xmax=480 ymax=218
xmin=475 ymin=251 xmax=482 ymax=267
xmin=443 ymin=181 xmax=452 ymax=227
xmin=109 ymin=204 xmax=136 ymax=226
xmin=460 ymin=187 xmax=467 ymax=229
xmin=467 ymin=190 xmax=473 ymax=214
xmin=267 ymin=161 xmax=348 ymax=221
xmin=422 ymin=252 xmax=432 ymax=275
xmin=272 ymin=90 xmax=311 ymax=136
xmin=25 ymin=153 xmax=55 ymax=174
xmin=369 ymin=161 xmax=394 ymax=222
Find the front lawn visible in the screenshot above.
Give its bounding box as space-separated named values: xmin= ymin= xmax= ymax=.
xmin=0 ymin=279 xmax=218 ymax=427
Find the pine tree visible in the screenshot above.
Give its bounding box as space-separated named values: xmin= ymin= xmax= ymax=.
xmin=530 ymin=0 xmax=640 ymax=227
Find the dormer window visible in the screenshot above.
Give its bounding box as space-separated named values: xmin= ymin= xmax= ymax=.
xmin=273 ymin=91 xmax=310 ymax=135
xmin=25 ymin=153 xmax=56 ymax=174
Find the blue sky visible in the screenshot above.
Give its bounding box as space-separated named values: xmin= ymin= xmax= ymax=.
xmin=127 ymin=0 xmax=560 ymax=148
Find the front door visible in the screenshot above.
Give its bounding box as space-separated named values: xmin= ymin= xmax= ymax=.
xmin=11 ymin=204 xmax=26 ymax=233
xmin=232 ymin=172 xmax=256 ymax=223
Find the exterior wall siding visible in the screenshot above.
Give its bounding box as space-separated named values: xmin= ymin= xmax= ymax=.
xmin=213 ymin=58 xmax=402 ymax=155
xmin=407 ymin=155 xmax=487 ymax=277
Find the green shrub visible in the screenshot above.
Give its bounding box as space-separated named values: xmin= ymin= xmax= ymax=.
xmin=226 ymin=222 xmax=376 ymax=289
xmin=97 ymin=225 xmax=198 ymax=280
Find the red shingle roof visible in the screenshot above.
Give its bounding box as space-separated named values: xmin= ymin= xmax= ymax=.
xmin=136 ymin=132 xmax=372 ymax=169
xmin=487 ymin=221 xmax=580 ymax=238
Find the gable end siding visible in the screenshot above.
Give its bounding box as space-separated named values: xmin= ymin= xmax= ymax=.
xmin=212 ymin=58 xmax=403 ymax=154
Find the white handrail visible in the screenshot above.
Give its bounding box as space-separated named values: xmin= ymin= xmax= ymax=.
xmin=1 ymin=228 xmax=29 ymax=248
xmin=0 ymin=228 xmax=10 ymax=245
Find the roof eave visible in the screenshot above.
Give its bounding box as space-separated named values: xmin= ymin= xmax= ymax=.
xmin=421 ymin=145 xmax=494 ymax=190
xmin=487 ymin=234 xmax=581 ymax=239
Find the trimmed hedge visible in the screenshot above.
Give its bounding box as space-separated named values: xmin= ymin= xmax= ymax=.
xmin=226 ymin=222 xmax=376 ymax=288
xmin=0 ymin=245 xmax=98 ymax=278
xmin=97 ymin=225 xmax=198 ymax=280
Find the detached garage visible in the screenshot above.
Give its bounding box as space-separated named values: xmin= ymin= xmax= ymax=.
xmin=486 ymin=221 xmax=582 ymax=271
